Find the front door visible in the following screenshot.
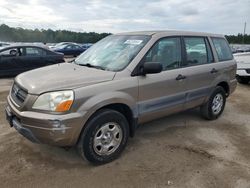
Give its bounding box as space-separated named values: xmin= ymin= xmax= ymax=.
xmin=137 ymin=37 xmax=187 ymax=123
xmin=0 ymin=47 xmax=23 ymax=76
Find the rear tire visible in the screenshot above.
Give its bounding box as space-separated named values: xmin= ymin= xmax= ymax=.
xmin=200 ymin=86 xmax=226 ymax=120
xmin=77 ymin=109 xmax=129 ymax=165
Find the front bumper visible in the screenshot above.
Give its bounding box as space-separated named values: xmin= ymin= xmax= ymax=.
xmin=237 ymin=69 xmax=250 ymax=77
xmin=6 ymin=95 xmax=85 ymax=146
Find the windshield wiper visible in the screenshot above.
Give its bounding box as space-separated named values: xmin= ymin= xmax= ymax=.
xmin=78 ymin=63 xmax=106 ymax=70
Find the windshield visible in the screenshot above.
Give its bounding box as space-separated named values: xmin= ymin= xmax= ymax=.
xmin=54 ymin=42 xmax=69 ymax=47
xmin=55 ymin=44 xmax=68 ymax=49
xmin=75 ymin=35 xmax=150 ymax=71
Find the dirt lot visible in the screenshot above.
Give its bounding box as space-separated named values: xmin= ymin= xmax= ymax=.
xmin=0 ymin=78 xmax=249 ymax=188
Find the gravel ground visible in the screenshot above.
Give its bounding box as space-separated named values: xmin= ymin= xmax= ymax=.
xmin=0 ymin=78 xmax=249 ymax=188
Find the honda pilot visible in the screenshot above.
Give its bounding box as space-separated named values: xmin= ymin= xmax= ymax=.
xmin=6 ymin=31 xmax=237 ymax=164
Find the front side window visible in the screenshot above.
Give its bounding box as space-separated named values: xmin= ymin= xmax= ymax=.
xmin=75 ymin=35 xmax=150 ymax=71
xmin=66 ymin=45 xmax=73 ymax=49
xmin=212 ymin=37 xmax=233 ymax=61
xmin=0 ymin=47 xmax=22 ymax=57
xmin=184 ymin=37 xmax=212 ymax=66
xmin=144 ymin=37 xmax=182 ymax=70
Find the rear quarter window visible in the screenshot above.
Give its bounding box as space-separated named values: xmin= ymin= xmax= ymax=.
xmin=211 ymin=37 xmax=233 ymax=61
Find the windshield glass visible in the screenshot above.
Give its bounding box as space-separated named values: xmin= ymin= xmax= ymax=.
xmin=54 ymin=42 xmax=69 ymax=47
xmin=56 ymin=44 xmax=67 ymax=49
xmin=75 ymin=35 xmax=150 ymax=71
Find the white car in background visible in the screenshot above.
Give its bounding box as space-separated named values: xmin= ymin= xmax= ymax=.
xmin=0 ymin=42 xmax=10 ymax=50
xmin=234 ymin=52 xmax=250 ymax=84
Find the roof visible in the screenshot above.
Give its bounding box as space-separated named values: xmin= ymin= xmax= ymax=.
xmin=116 ymin=30 xmax=224 ymax=37
xmin=0 ymin=44 xmax=48 ymax=51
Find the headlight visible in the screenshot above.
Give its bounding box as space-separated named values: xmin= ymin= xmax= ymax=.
xmin=32 ymin=90 xmax=74 ymax=112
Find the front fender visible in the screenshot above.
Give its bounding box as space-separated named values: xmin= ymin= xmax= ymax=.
xmin=78 ymin=91 xmax=138 ymax=123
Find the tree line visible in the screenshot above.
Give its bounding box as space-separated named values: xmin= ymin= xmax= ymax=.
xmin=0 ymin=24 xmax=249 ymax=44
xmin=226 ymin=34 xmax=250 ymax=44
xmin=0 ymin=24 xmax=110 ymax=43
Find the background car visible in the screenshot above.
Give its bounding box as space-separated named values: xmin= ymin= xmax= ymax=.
xmin=53 ymin=43 xmax=85 ymax=57
xmin=230 ymin=44 xmax=250 ymax=54
xmin=0 ymin=42 xmax=10 ymax=50
xmin=0 ymin=45 xmax=64 ymax=77
xmin=81 ymin=43 xmax=93 ymax=50
xmin=234 ymin=52 xmax=250 ymax=84
xmin=49 ymin=42 xmax=76 ymax=49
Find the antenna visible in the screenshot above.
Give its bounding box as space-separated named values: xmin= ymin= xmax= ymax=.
xmin=243 ymin=22 xmax=246 ymax=44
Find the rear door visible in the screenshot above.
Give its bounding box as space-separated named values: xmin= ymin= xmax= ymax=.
xmin=181 ymin=36 xmax=217 ymax=109
xmin=138 ymin=37 xmax=187 ymax=123
xmin=20 ymin=47 xmax=47 ymax=71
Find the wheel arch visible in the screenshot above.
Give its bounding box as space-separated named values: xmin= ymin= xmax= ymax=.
xmin=98 ymin=103 xmax=137 ymax=137
xmin=75 ymin=92 xmax=138 ymax=145
xmin=217 ymin=81 xmax=230 ymax=96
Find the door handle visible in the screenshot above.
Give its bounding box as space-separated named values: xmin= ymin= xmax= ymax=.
xmin=176 ymin=74 xmax=186 ymax=81
xmin=210 ymin=68 xmax=218 ymax=74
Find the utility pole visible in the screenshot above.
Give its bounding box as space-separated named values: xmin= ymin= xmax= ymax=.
xmin=243 ymin=22 xmax=246 ymax=44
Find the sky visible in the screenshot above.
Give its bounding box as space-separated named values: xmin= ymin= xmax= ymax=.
xmin=0 ymin=0 xmax=249 ymax=35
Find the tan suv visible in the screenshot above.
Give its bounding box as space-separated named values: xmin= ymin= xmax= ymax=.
xmin=5 ymin=31 xmax=237 ymax=164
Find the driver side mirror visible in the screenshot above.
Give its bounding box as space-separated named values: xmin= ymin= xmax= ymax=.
xmin=141 ymin=62 xmax=163 ymax=75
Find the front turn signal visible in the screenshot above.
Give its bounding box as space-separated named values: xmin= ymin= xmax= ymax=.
xmin=55 ymin=100 xmax=73 ymax=112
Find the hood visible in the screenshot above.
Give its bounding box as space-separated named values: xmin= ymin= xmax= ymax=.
xmin=15 ymin=63 xmax=116 ymax=94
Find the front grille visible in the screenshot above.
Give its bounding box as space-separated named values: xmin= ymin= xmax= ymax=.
xmin=246 ymin=69 xmax=250 ymax=74
xmin=11 ymin=83 xmax=28 ymax=105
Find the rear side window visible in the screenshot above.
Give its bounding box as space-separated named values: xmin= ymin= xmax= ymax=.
xmin=25 ymin=47 xmax=46 ymax=56
xmin=183 ymin=37 xmax=213 ymax=66
xmin=211 ymin=37 xmax=233 ymax=61
xmin=74 ymin=45 xmax=82 ymax=49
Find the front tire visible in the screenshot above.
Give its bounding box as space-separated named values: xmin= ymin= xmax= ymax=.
xmin=77 ymin=109 xmax=129 ymax=165
xmin=200 ymin=86 xmax=226 ymax=120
